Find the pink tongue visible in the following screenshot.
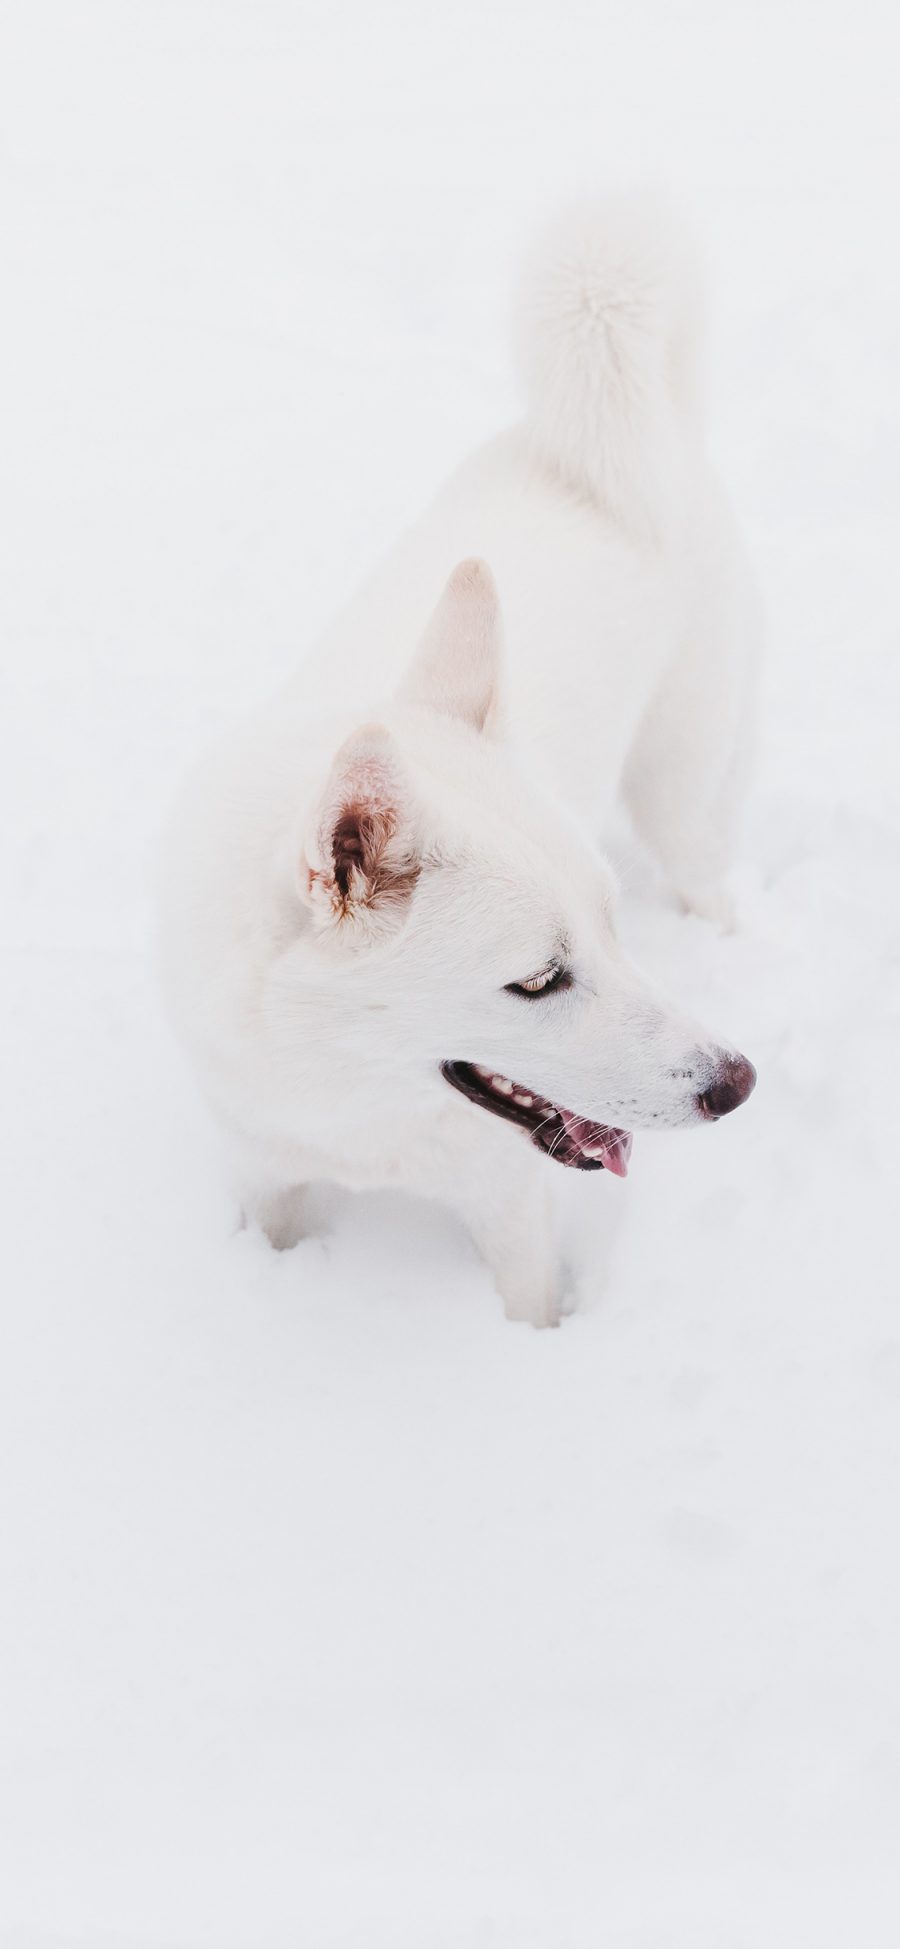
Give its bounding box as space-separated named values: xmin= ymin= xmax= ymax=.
xmin=596 ymin=1130 xmax=632 ymax=1178
xmin=561 ymin=1112 xmax=632 ymax=1177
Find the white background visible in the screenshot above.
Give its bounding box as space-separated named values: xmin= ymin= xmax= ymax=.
xmin=2 ymin=3 xmax=899 ymax=1945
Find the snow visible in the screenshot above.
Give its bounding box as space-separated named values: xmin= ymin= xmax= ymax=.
xmin=2 ymin=2 xmax=899 ymax=1944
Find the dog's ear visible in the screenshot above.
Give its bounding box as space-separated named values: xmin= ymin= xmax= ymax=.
xmin=300 ymin=725 xmax=420 ymax=940
xmin=402 ymin=557 xmax=504 ymax=735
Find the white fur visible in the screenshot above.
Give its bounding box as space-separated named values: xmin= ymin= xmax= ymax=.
xmin=159 ymin=190 xmax=760 ymax=1326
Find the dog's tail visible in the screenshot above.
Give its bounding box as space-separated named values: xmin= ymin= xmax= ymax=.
xmin=512 ymin=189 xmax=704 ymax=539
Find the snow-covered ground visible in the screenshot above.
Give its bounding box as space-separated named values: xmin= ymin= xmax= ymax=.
xmin=2 ymin=3 xmax=899 ymax=1944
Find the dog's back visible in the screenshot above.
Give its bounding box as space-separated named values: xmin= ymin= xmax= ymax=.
xmin=298 ymin=189 xmax=727 ymax=834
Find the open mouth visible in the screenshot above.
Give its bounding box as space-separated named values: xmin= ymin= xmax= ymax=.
xmin=441 ymin=1061 xmax=633 ymax=1174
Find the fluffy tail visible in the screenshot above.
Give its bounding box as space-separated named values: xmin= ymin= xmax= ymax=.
xmin=512 ymin=189 xmax=704 ymax=539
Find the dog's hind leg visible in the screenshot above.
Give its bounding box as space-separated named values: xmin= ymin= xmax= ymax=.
xmin=622 ymin=528 xmax=760 ymax=926
xmin=624 ymin=730 xmax=745 ymax=927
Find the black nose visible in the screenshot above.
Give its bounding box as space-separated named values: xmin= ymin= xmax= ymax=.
xmin=698 ymin=1054 xmax=756 ymax=1120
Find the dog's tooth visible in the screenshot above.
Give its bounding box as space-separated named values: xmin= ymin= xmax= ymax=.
xmin=514 ymin=1092 xmax=533 ymax=1108
xmin=583 ymin=1144 xmax=607 ymax=1160
xmin=474 ymin=1064 xmax=493 ymax=1078
xmin=492 ymin=1076 xmax=513 ymax=1095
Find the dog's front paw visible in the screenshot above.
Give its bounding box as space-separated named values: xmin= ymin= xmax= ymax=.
xmin=244 ymin=1183 xmax=310 ymax=1252
xmin=494 ymin=1258 xmax=563 ymax=1329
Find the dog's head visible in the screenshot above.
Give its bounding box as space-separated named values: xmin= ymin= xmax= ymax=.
xmin=293 ymin=559 xmax=754 ymax=1173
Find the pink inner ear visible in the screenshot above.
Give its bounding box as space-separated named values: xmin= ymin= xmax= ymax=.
xmin=332 ymin=803 xmax=388 ymax=902
xmin=325 ymin=789 xmax=420 ymax=921
xmin=306 ymin=726 xmax=420 ymax=929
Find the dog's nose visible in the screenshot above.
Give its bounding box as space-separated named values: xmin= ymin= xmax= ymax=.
xmin=698 ymin=1054 xmax=756 ymax=1120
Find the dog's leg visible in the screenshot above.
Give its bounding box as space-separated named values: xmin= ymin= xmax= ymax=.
xmin=626 ymin=750 xmax=744 ymax=926
xmin=622 ymin=538 xmax=760 ymax=927
xmin=623 ymin=668 xmax=755 ymax=926
xmin=236 ymin=1180 xmax=310 ymax=1250
xmin=447 ymin=1143 xmax=561 ymax=1327
xmin=255 ymin=1183 xmax=311 ymax=1251
xmin=222 ymin=1129 xmax=313 ymax=1250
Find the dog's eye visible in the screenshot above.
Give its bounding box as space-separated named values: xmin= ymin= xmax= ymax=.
xmin=505 ymin=961 xmax=573 ymax=999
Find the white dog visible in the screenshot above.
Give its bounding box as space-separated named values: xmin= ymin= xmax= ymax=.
xmin=160 ymin=190 xmax=758 ymax=1326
